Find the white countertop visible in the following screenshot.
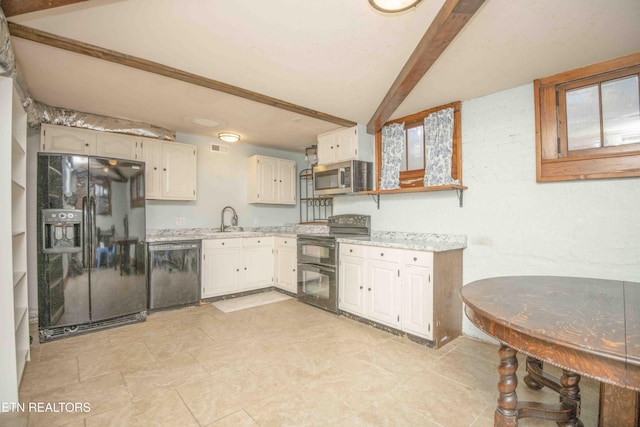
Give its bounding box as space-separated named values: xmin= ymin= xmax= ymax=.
xmin=147 ymin=226 xmax=466 ymax=252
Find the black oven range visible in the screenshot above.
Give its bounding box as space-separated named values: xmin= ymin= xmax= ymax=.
xmin=297 ymin=214 xmax=371 ymax=313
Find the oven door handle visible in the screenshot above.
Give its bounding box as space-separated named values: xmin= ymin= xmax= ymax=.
xmin=300 ymin=263 xmax=336 ymax=273
xmin=338 ymin=167 xmax=347 ymax=188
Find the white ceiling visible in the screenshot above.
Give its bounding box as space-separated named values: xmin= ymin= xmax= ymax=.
xmin=7 ymin=0 xmax=640 ymax=152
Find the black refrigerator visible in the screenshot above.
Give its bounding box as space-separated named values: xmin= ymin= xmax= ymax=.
xmin=37 ymin=154 xmax=147 ymax=341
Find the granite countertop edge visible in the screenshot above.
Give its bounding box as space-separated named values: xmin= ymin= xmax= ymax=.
xmin=146 ymin=226 xmax=467 ymax=252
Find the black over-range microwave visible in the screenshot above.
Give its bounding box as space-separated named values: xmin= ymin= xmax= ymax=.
xmin=313 ymin=160 xmax=373 ymax=196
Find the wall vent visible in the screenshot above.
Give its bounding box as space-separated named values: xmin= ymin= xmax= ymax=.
xmin=210 ymin=143 xmax=230 ymax=154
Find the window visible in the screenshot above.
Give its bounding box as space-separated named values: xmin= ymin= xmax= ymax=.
xmin=376 ymin=101 xmax=462 ymax=189
xmin=535 ymin=53 xmax=640 ymax=182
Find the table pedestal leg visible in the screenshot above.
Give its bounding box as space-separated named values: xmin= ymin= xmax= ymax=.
xmin=496 ymin=344 xmax=519 ymax=427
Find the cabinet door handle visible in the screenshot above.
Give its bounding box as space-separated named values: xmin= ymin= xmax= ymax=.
xmin=244 ymin=267 xmax=247 ymax=270
xmin=257 ymin=240 xmax=261 ymax=243
xmin=236 ymin=268 xmax=239 ymax=272
xmin=368 ymin=287 xmax=371 ymax=291
xmin=380 ymin=252 xmax=384 ymax=257
xmin=349 ymin=249 xmax=353 ymax=253
xmin=359 ymin=286 xmax=363 ymax=289
xmin=163 ymin=168 xmax=167 ymax=171
xmin=153 ymin=167 xmax=157 ymax=170
xmin=413 ymin=257 xmax=417 ymax=261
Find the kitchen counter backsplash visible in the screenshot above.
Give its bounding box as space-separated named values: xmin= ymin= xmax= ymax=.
xmin=146 ymin=226 xmax=466 ymax=252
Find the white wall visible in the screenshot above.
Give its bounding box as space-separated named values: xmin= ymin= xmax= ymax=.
xmin=145 ymin=132 xmax=308 ymax=230
xmin=333 ymin=83 xmax=640 ymax=340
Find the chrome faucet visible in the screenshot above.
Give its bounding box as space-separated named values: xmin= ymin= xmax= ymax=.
xmin=220 ymin=206 xmax=238 ymax=232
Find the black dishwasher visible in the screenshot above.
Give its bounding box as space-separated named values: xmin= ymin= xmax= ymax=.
xmin=148 ymin=241 xmax=200 ymax=311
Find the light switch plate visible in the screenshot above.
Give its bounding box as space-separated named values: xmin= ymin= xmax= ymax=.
xmin=176 ymin=217 xmax=186 ymax=226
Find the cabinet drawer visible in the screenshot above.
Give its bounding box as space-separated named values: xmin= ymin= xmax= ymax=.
xmin=275 ymin=237 xmax=296 ymax=248
xmin=243 ymin=236 xmax=274 ymax=247
xmin=366 ymin=246 xmax=401 ymax=263
xmin=203 ymin=238 xmax=242 ymax=250
xmin=402 ymin=250 xmax=433 ymax=267
xmin=340 ymin=243 xmax=365 ymax=258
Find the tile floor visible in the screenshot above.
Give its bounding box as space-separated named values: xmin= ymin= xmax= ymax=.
xmin=3 ymin=298 xmax=599 ymax=426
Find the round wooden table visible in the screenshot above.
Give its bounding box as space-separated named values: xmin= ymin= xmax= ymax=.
xmin=462 ymin=276 xmax=640 ymax=427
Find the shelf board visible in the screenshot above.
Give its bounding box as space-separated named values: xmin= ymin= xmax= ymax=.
xmin=14 ymin=306 xmax=28 ymax=332
xmin=300 ymin=197 xmax=333 ymax=201
xmin=12 ymin=135 xmax=26 ymax=154
xmin=11 ymin=179 xmax=26 ymax=191
xmin=359 ymin=184 xmax=467 ymax=195
xmin=13 ymin=271 xmax=26 ymax=288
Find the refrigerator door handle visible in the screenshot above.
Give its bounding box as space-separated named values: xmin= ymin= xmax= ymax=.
xmin=89 ymin=196 xmax=97 ymax=268
xmin=82 ymin=195 xmax=89 ymax=268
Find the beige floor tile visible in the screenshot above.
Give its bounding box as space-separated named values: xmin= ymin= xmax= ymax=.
xmin=26 ymin=372 xmax=129 ymax=427
xmin=245 ymin=389 xmax=358 ymax=426
xmin=176 ymin=365 xmax=272 ymax=425
xmin=19 ymin=355 xmax=79 ymax=396
xmin=142 ymin=326 xmax=216 ymax=359
xmin=336 ymin=393 xmax=441 ymax=427
xmin=204 ymin=409 xmax=259 ymax=427
xmin=0 ymin=411 xmax=28 ymax=427
xmin=77 ymin=341 xmax=155 ymax=381
xmin=84 ymin=389 xmax=198 ymax=427
xmin=122 ymin=352 xmax=209 ymax=402
xmin=304 ymin=358 xmax=401 ymax=412
xmin=354 ymin=338 xmax=439 ymax=379
xmin=390 ymin=369 xmax=494 ymax=426
xmin=431 ymin=346 xmax=500 ymax=394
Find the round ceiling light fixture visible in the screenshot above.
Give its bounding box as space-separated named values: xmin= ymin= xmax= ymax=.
xmin=368 ymin=0 xmax=423 ymax=13
xmin=218 ymin=132 xmax=241 ymax=143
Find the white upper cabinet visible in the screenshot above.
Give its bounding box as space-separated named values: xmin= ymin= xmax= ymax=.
xmin=247 ymin=155 xmax=296 ymax=205
xmin=95 ymin=132 xmax=142 ymax=161
xmin=162 ymin=141 xmax=197 ymax=200
xmin=316 ymin=124 xmax=374 ymax=165
xmin=142 ymin=138 xmax=197 ymax=201
xmin=41 ymin=124 xmax=96 ymax=155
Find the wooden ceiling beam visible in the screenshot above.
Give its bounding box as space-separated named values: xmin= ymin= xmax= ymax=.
xmin=7 ymin=22 xmax=357 ymax=128
xmin=367 ymin=0 xmax=486 ymax=134
xmin=0 ymin=0 xmax=88 ymax=17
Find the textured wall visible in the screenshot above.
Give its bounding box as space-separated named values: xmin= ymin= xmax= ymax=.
xmin=334 ymin=83 xmax=640 ymax=340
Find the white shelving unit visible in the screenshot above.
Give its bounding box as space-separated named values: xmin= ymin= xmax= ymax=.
xmin=1 ymin=76 xmax=30 ymax=403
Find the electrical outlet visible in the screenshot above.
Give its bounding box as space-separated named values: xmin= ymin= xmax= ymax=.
xmin=176 ymin=217 xmax=186 ymax=226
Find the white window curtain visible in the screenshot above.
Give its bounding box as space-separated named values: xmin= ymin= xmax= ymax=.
xmin=380 ymin=123 xmax=405 ymax=190
xmin=423 ymin=107 xmax=459 ymax=186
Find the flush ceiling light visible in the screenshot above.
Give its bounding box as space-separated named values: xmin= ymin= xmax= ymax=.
xmin=218 ymin=132 xmax=240 ymax=143
xmin=368 ymin=0 xmax=423 ymax=13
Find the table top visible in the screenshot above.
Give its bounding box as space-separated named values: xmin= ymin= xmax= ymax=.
xmin=461 ymin=276 xmax=640 ymax=391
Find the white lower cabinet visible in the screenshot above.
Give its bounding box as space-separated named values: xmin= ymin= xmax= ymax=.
xmin=366 ymin=257 xmax=401 ymax=328
xmin=201 ymin=237 xmax=274 ymax=298
xmin=339 ymin=243 xmax=459 ymax=348
xmin=274 ymin=237 xmax=297 ymax=294
xmin=338 ymin=253 xmax=365 ymax=315
xmin=243 ymin=237 xmax=275 ymax=291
